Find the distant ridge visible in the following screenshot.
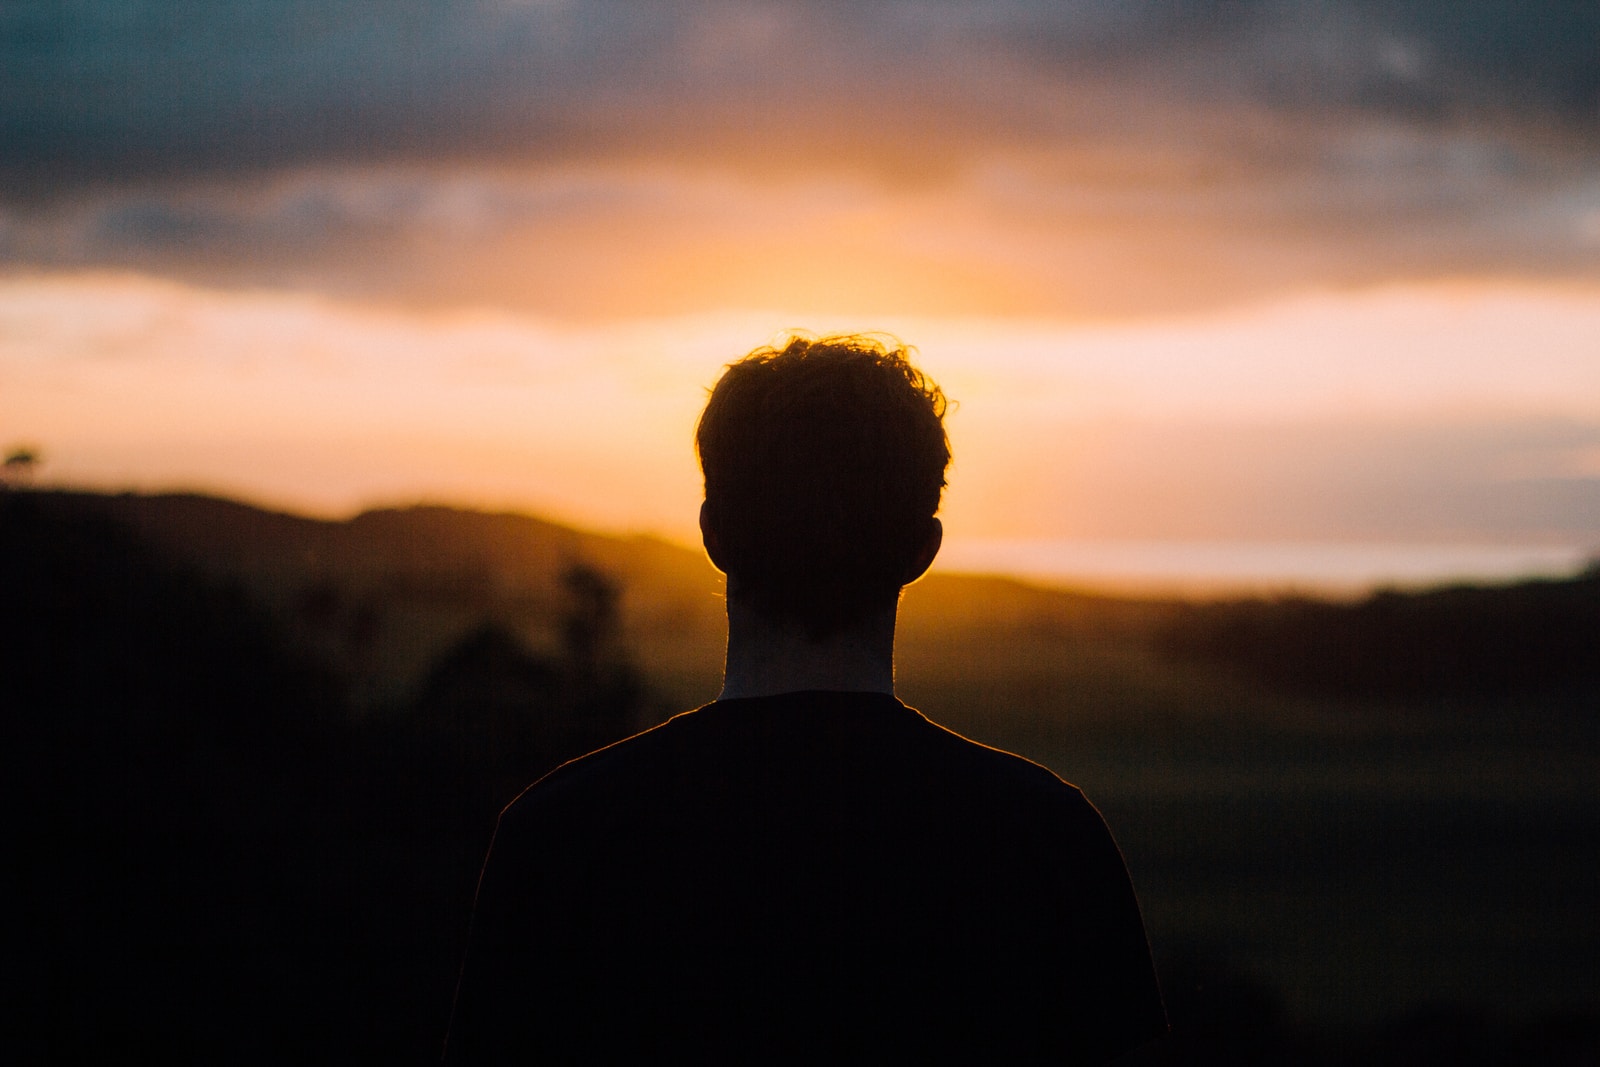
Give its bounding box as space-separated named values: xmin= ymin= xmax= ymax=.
xmin=32 ymin=489 xmax=697 ymax=581
xmin=25 ymin=487 xmax=1167 ymax=624
xmin=20 ymin=490 xmax=729 ymax=708
xmin=19 ymin=488 xmax=1597 ymax=716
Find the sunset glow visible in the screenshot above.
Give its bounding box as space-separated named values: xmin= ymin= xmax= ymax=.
xmin=5 ymin=269 xmax=1597 ymax=590
xmin=5 ymin=3 xmax=1598 ymax=589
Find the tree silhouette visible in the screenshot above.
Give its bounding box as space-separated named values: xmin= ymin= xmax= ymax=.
xmin=2 ymin=445 xmax=40 ymax=487
xmin=559 ymin=560 xmax=621 ymax=675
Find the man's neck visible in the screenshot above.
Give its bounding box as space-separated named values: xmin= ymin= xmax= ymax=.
xmin=718 ymin=595 xmax=898 ymax=701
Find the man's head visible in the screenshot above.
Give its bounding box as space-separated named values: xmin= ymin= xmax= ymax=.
xmin=696 ymin=334 xmax=950 ymax=639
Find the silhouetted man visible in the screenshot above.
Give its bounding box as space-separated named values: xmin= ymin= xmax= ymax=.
xmin=445 ymin=335 xmax=1166 ymax=1063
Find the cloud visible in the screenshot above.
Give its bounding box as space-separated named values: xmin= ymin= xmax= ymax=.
xmin=4 ymin=2 xmax=1596 ymax=316
xmin=6 ymin=144 xmax=1598 ymax=320
xmin=4 ymin=2 xmax=1595 ymax=188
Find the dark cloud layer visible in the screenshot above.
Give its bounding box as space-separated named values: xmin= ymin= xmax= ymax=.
xmin=3 ymin=1 xmax=1596 ymax=317
xmin=4 ymin=1 xmax=1596 ymax=188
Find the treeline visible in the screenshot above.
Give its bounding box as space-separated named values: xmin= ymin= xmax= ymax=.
xmin=3 ymin=492 xmax=648 ymax=1062
xmin=27 ymin=489 xmax=728 ymax=713
xmin=1159 ymin=572 xmax=1600 ymax=708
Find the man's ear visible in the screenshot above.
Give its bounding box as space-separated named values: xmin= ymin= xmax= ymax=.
xmin=904 ymin=517 xmax=943 ymax=584
xmin=700 ymin=500 xmax=728 ymax=573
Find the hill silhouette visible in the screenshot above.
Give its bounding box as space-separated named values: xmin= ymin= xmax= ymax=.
xmin=3 ymin=490 xmax=655 ymax=1061
xmin=32 ymin=489 xmax=1200 ymax=719
xmin=7 ymin=488 xmax=1597 ymax=1062
xmin=20 ymin=488 xmax=1600 ymax=742
xmin=34 ymin=489 xmax=725 ymax=712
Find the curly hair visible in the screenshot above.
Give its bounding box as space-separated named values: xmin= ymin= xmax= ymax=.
xmin=696 ymin=333 xmax=950 ymax=638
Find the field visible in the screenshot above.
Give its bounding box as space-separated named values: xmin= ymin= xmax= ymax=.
xmin=896 ymin=579 xmax=1600 ymax=1047
xmin=6 ymin=489 xmax=1596 ymax=1062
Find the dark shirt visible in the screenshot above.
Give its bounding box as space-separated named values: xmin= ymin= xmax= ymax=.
xmin=445 ymin=690 xmax=1165 ymax=1064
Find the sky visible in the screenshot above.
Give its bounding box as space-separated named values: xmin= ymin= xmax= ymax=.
xmin=4 ymin=1 xmax=1599 ymax=589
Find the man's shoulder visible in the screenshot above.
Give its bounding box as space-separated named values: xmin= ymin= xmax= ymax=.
xmin=494 ymin=709 xmax=681 ymax=823
xmin=497 ymin=688 xmax=1094 ymax=830
xmin=462 ymin=690 xmax=1166 ymax=1063
xmin=913 ymin=705 xmax=1084 ymax=793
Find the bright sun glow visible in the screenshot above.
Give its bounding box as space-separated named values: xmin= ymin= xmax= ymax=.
xmin=4 ymin=270 xmax=1598 ymax=591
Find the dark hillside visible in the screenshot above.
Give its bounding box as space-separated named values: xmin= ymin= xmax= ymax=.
xmin=36 ymin=489 xmax=1198 ymax=719
xmin=1159 ymin=574 xmax=1600 ymax=709
xmin=10 ymin=488 xmax=1598 ymax=1061
xmin=37 ymin=490 xmax=728 ymax=712
xmin=3 ymin=491 xmax=655 ymax=1061
xmin=29 ymin=489 xmax=1600 ymax=728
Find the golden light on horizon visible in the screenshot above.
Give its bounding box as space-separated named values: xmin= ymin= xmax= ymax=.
xmin=6 ymin=101 xmax=1600 ymax=596
xmin=5 ymin=269 xmax=1598 ymax=594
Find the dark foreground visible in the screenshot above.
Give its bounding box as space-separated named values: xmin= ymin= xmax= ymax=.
xmin=6 ymin=490 xmax=1597 ymax=1063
